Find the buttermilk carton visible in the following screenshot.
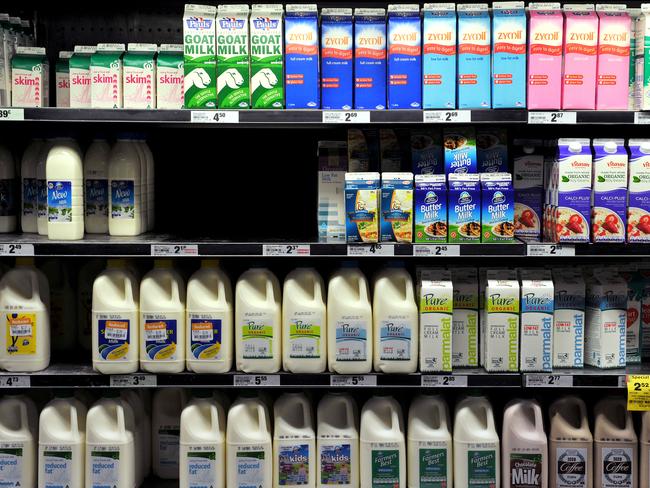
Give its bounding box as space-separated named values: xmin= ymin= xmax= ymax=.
xmin=518 ymin=269 xmax=554 ymax=372
xmin=354 ymin=8 xmax=387 ymax=110
xmin=157 ymin=44 xmax=184 ymax=109
xmin=183 ymin=4 xmax=217 ymax=108
xmin=619 ymin=265 xmax=644 ymax=364
xmin=318 ymin=141 xmax=347 ymax=243
xmin=55 ymin=51 xmax=72 ymax=108
xmin=422 ymin=3 xmax=457 ymax=109
xmin=513 ymin=140 xmax=544 ymax=240
xmin=628 ymin=139 xmax=650 ymax=242
xmin=562 ymin=5 xmax=599 ymax=110
xmin=11 ymin=46 xmax=48 ymax=108
xmin=90 ymin=43 xmax=125 ymax=109
xmin=477 ymin=128 xmax=508 ymax=173
xmin=123 ymin=43 xmax=157 ymax=109
xmin=552 ymin=268 xmax=586 ymax=368
xmin=480 ymin=173 xmax=515 ymax=243
xmin=387 ymin=4 xmax=421 ymax=109
xmin=411 ymin=129 xmax=443 ymax=175
xmin=285 ymin=4 xmax=319 ymax=109
xmin=69 ymin=45 xmax=96 ymax=108
xmin=457 ymin=4 xmax=491 ymax=109
xmin=380 ymin=172 xmax=413 ymax=243
xmin=448 ymin=173 xmax=481 ymax=243
xmin=636 ymin=5 xmax=650 ymax=110
xmin=591 ymin=139 xmax=628 ymax=243
xmin=484 ymin=269 xmax=520 ymax=372
xmin=321 ymin=9 xmax=353 ymax=110
xmin=451 ymin=267 xmax=479 ymax=367
xmin=250 ymin=4 xmax=283 ymax=109
xmin=492 ymin=2 xmax=526 ymax=108
xmin=345 ymin=172 xmax=380 ymax=243
xmin=596 ymin=4 xmax=631 ymax=110
xmin=414 ymin=174 xmax=447 ymax=244
xmin=419 ymin=268 xmax=453 ymax=372
xmin=443 ymin=127 xmax=477 ymax=175
xmin=216 ymin=4 xmax=250 ymax=109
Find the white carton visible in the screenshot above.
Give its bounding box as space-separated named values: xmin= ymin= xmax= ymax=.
xmin=69 ymin=45 xmax=96 ymax=108
xmin=317 ymin=141 xmax=347 ymax=243
xmin=55 ymin=51 xmax=72 ymax=108
xmin=518 ymin=268 xmax=554 ymax=372
xmin=451 ymin=267 xmax=479 ymax=367
xmin=551 ymin=268 xmax=586 ymax=368
xmin=156 ymin=44 xmax=184 ymax=109
xmin=90 ymin=43 xmax=125 ymax=108
xmin=123 ymin=43 xmax=157 ymax=109
xmin=484 ymin=269 xmax=520 ymax=372
xmin=619 ymin=264 xmax=644 ymax=364
xmin=419 ymin=268 xmax=453 ymax=372
xmin=11 ymin=46 xmax=48 ymax=107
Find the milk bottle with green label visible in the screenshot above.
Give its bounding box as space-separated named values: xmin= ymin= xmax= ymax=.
xmin=250 ymin=4 xmax=283 ymax=108
xmin=216 ymin=4 xmax=250 ymax=108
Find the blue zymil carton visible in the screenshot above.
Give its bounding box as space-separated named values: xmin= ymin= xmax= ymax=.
xmin=423 ymin=3 xmax=457 ymax=109
xmin=321 ymin=8 xmax=353 ymax=110
xmin=345 ymin=172 xmax=380 ymax=243
xmin=285 ymin=4 xmax=320 ymax=109
xmin=448 ymin=173 xmax=481 ymax=243
xmin=415 ymin=174 xmax=448 ymax=243
xmin=491 ymin=2 xmax=526 ymax=108
xmin=380 ymin=172 xmax=413 ymax=242
xmin=387 ymin=4 xmax=422 ymax=109
xmin=354 ymin=8 xmax=387 ymax=110
xmin=480 ymin=172 xmax=515 ymax=243
xmin=457 ymin=4 xmax=491 ymax=109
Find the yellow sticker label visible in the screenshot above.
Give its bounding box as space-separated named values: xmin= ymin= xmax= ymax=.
xmin=5 ymin=313 xmax=37 ymax=356
xmin=627 ymin=375 xmax=650 ymax=411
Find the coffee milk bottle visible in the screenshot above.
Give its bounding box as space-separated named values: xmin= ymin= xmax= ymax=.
xmin=641 ymin=411 xmax=650 ymax=488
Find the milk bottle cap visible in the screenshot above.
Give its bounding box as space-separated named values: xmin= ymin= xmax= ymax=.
xmin=604 ymin=141 xmax=617 ymax=154
xmin=523 ymin=146 xmax=535 ymax=154
xmin=569 ymin=141 xmax=583 ymax=153
xmin=107 ymin=258 xmax=127 ymax=269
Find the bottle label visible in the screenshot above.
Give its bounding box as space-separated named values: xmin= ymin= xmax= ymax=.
xmin=37 ymin=178 xmax=47 ymax=219
xmin=95 ymin=313 xmax=130 ymax=361
xmin=0 ymin=178 xmax=16 ymax=217
xmin=379 ymin=319 xmax=412 ymax=361
xmin=85 ymin=178 xmax=108 ymax=217
xmin=289 ymin=312 xmax=322 ymax=359
xmin=320 ymin=444 xmax=351 ymax=485
xmin=42 ymin=446 xmax=73 ymax=488
xmin=0 ymin=444 xmax=23 ymax=486
xmin=186 ymin=448 xmax=216 ymax=488
xmin=22 ymin=177 xmax=37 ymax=216
xmin=372 ymin=448 xmax=400 ymax=487
xmin=468 ymin=449 xmax=497 ymax=488
xmin=602 ymin=447 xmax=633 ymax=488
xmin=510 ymin=452 xmax=542 ymax=488
xmin=236 ymin=449 xmax=265 ymax=488
xmin=143 ymin=315 xmax=178 ymax=361
xmin=47 ymin=180 xmax=72 ymax=222
xmin=242 ymin=312 xmax=274 ymax=359
xmin=189 ymin=314 xmax=223 ymax=361
xmin=419 ymin=446 xmax=448 ymax=488
xmin=158 ymin=428 xmax=180 ymax=471
xmin=556 ymin=447 xmax=587 ymax=488
xmin=110 ymin=180 xmax=135 ymax=219
xmin=335 ymin=319 xmax=367 ymax=361
xmin=5 ymin=313 xmax=36 ymax=356
xmin=90 ymin=446 xmax=120 ymax=486
xmin=278 ymin=444 xmax=309 ymax=486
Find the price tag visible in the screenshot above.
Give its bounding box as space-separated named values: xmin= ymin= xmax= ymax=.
xmin=527 ymin=244 xmax=575 ymax=257
xmin=330 ymin=375 xmax=377 ymax=387
xmin=191 ymin=110 xmax=239 ymax=124
xmin=0 ymin=244 xmax=34 ymax=256
xmin=151 ymin=244 xmax=198 ymax=256
xmin=110 ymin=374 xmax=157 ymax=387
xmin=0 ymin=109 xmax=24 ymax=121
xmin=627 ymin=375 xmax=650 ymax=410
xmin=618 ymin=375 xmax=627 ymax=389
xmin=525 ymin=374 xmax=573 ymax=388
xmin=347 ymin=244 xmax=394 ymax=256
xmin=527 ymin=111 xmax=577 ymax=124
xmin=413 ymin=245 xmax=460 ymax=257
xmin=0 ymin=376 xmax=30 ymax=388
xmin=635 ymin=112 xmax=650 ymax=124
xmin=421 ymin=375 xmax=468 ymax=387
xmin=233 ymin=375 xmax=280 ymax=387
xmin=262 ymin=244 xmax=310 ymax=256
xmin=423 ymin=110 xmax=471 ymax=123
xmin=322 ymin=111 xmax=371 ymax=124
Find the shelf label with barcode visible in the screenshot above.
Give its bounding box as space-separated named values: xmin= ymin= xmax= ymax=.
xmin=0 ymin=376 xmax=30 ymax=387
xmin=421 ymin=375 xmax=468 ymax=387
xmin=151 ymin=244 xmax=199 ymax=256
xmin=423 ymin=110 xmax=471 ymax=123
xmin=527 ymin=244 xmax=575 ymax=256
xmin=618 ymin=375 xmax=627 ymax=388
xmin=190 ymin=110 xmax=239 ymax=124
xmin=233 ymin=375 xmax=280 ymax=387
xmin=635 ymin=112 xmax=650 ymax=124
xmin=0 ymin=244 xmax=34 ymax=256
xmin=413 ymin=245 xmax=460 ymax=257
xmin=528 ymin=111 xmax=577 ymax=124
xmin=322 ymin=111 xmax=370 ymax=124
xmin=347 ymin=244 xmax=394 ymax=256
xmin=330 ymin=375 xmax=377 ymax=387
xmin=110 ymin=374 xmax=157 ymax=387
xmin=0 ymin=109 xmax=24 ymax=121
xmin=525 ymin=374 xmax=573 ymax=387
xmin=262 ymin=244 xmax=310 ymax=256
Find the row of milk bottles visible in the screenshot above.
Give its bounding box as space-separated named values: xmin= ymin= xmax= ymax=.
xmin=19 ymin=135 xmax=154 ymax=239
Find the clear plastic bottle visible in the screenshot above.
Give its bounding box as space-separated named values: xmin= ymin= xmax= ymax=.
xmin=21 ymin=138 xmax=42 ymax=233
xmin=108 ymin=136 xmax=143 ymax=236
xmin=84 ymin=138 xmax=110 ymax=234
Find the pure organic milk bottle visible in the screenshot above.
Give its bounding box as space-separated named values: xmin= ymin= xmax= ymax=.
xmin=317 ymin=392 xmax=359 ymax=488
xmin=0 ymin=395 xmax=37 ymax=488
xmin=38 ymin=394 xmax=87 ymax=488
xmin=153 ymin=388 xmax=187 ymax=479
xmin=108 ymin=136 xmax=143 ymax=236
xmin=36 ymin=139 xmax=52 ymax=236
xmin=407 ymin=395 xmax=452 ymax=488
xmin=21 ymin=138 xmax=42 ymax=233
xmin=0 ymin=144 xmax=16 ymax=232
xmin=282 ymin=267 xmax=326 ymax=373
xmin=360 ymin=395 xmax=406 ymax=488
xmin=186 ymin=259 xmax=233 ymax=373
xmin=328 ymin=265 xmax=372 ymax=374
xmin=235 ymin=267 xmax=281 ymax=373
xmin=120 ymin=390 xmax=147 ymax=485
xmin=641 ymin=410 xmax=650 ymax=488
xmin=84 ymin=138 xmax=110 ymax=234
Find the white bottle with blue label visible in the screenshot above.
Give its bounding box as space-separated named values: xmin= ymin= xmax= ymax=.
xmin=0 ymin=395 xmax=38 ymax=488
xmin=108 ymin=135 xmax=143 ymax=236
xmin=21 ymin=138 xmax=42 ymax=233
xmin=120 ymin=390 xmax=147 ymax=486
xmin=0 ymin=144 xmax=16 ymax=232
xmin=84 ymin=138 xmax=110 ymax=234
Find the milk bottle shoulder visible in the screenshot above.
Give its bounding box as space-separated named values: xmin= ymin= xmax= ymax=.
xmin=153 ymin=388 xmax=187 ymax=480
xmin=46 ymin=139 xmax=84 ymax=240
xmin=0 ymin=395 xmax=37 ymax=488
xmin=84 ymin=138 xmax=110 ymax=234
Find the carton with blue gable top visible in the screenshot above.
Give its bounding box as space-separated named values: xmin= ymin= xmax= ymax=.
xmin=354 ymin=8 xmax=387 ymax=110
xmin=387 ymin=4 xmax=422 ymax=109
xmin=415 ymin=174 xmax=447 ymax=243
xmin=321 ymin=8 xmax=353 ymax=110
xmin=491 ymin=2 xmax=526 ymax=108
xmin=423 ymin=3 xmax=457 ymax=109
xmin=448 ymin=173 xmax=481 ymax=243
xmin=345 ymin=172 xmax=380 ymax=243
xmin=285 ymin=4 xmax=319 ymax=108
xmin=457 ymin=4 xmax=491 ymax=109
xmin=380 ymin=172 xmax=413 ymax=243
xmin=444 ymin=127 xmax=477 ymax=174
xmin=480 ymin=172 xmax=515 ymax=243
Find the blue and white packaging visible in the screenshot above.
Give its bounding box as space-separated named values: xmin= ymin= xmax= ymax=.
xmin=423 ymin=3 xmax=457 ymax=109
xmin=628 ymin=139 xmax=650 ymax=242
xmin=443 ymin=127 xmax=477 ymax=174
xmin=345 ymin=172 xmax=380 ymax=243
xmin=387 ymin=4 xmax=422 ymax=109
xmin=491 ymin=1 xmax=526 ymax=108
xmin=380 ymin=172 xmax=413 ymax=242
xmin=354 ymin=8 xmax=387 ymax=110
xmin=285 ymin=4 xmax=320 ymax=108
xmin=414 ymin=174 xmax=447 ymax=243
xmin=448 ymin=173 xmax=481 ymax=243
xmin=321 ymin=8 xmax=353 ymax=110
xmin=513 ymin=140 xmax=544 ymax=241
xmin=477 ymin=128 xmax=508 ymax=173
xmin=552 ymin=268 xmax=585 ymax=368
xmin=457 ymin=4 xmax=491 ymax=109
xmin=519 ymin=268 xmax=554 ymax=372
xmin=318 ymin=141 xmax=347 ymax=243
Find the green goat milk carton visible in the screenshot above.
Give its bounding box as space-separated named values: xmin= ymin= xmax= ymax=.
xmin=250 ymin=4 xmax=283 ymax=108
xmin=183 ymin=4 xmax=217 ymax=108
xmin=217 ymin=4 xmax=250 ymax=108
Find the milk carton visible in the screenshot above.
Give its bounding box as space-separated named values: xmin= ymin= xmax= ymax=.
xmin=596 ymin=5 xmax=631 ymax=110
xmin=518 ymin=269 xmax=554 ymax=372
xmin=55 ymin=51 xmax=72 ymax=108
xmin=591 ymin=139 xmax=628 ymax=243
xmin=419 ymin=269 xmax=453 ymax=372
xmin=354 ymin=8 xmax=387 ymax=110
xmin=422 ymin=4 xmax=457 ymax=109
xmin=122 ymin=43 xmax=156 ymax=109
xmin=552 ymin=268 xmax=586 ymax=368
xmin=90 ymin=43 xmax=125 ymax=109
xmin=484 ymin=269 xmax=520 ymax=372
xmin=183 ymin=4 xmax=217 ymax=109
xmin=448 ymin=174 xmax=481 ymax=243
xmin=477 ymin=128 xmax=508 ymax=173
xmin=321 ymin=9 xmax=353 ymax=110
xmin=630 ymin=8 xmax=638 ymax=110
xmin=513 ymin=141 xmax=543 ymax=241
xmin=157 ymin=44 xmax=184 ymax=109
xmin=318 ymin=141 xmax=347 ymax=243
xmin=250 ymin=5 xmax=283 ymax=109
xmin=636 ymin=6 xmax=650 ymax=110
xmin=414 ymin=174 xmax=447 ymax=243
xmin=216 ymin=5 xmax=250 ymax=109
xmin=492 ymin=2 xmax=526 ymax=108
xmin=527 ymin=3 xmax=564 ymax=109
xmin=380 ymin=172 xmax=413 ymax=243
xmin=11 ymin=47 xmax=48 ymax=108
xmin=562 ymin=5 xmax=599 ymax=110
xmin=444 ymin=127 xmax=477 ymax=175
xmin=285 ymin=4 xmax=319 ymax=109
xmin=451 ymin=267 xmax=479 ymax=367
xmin=457 ymin=4 xmax=491 ymax=109
xmin=480 ymin=173 xmax=515 ymax=243
xmin=627 ymin=139 xmax=650 ymax=242
xmin=411 ymin=129 xmax=443 ymax=175
xmin=379 ymin=129 xmax=403 ymax=172
xmin=69 ymin=45 xmax=95 ymax=108
xmin=387 ymin=4 xmax=422 ymax=109
xmin=619 ymin=265 xmax=644 ymax=364
xmin=345 ymin=172 xmax=380 ymax=244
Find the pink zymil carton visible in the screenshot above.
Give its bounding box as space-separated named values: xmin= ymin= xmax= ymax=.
xmin=527 ymin=3 xmax=564 ymax=109
xmin=596 ymin=5 xmax=631 ymax=110
xmin=562 ymin=5 xmax=599 ymax=110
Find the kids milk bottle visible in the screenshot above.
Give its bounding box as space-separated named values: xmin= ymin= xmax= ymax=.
xmin=0 ymin=144 xmax=16 ymax=232
xmin=641 ymin=411 xmax=650 ymax=488
xmin=36 ymin=139 xmax=53 ymax=236
xmin=0 ymin=395 xmax=37 ymax=488
xmin=282 ymin=267 xmax=327 ymax=373
xmin=21 ymin=138 xmax=42 ymax=233
xmin=108 ymin=135 xmax=143 ymax=236
xmin=120 ymin=390 xmax=147 ymax=485
xmin=153 ymin=388 xmax=187 ymax=479
xmin=84 ymin=137 xmax=110 ymax=234
xmin=235 ymin=267 xmax=282 ymax=373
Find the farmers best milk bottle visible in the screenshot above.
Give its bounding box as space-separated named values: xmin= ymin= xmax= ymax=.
xmin=84 ymin=137 xmax=110 ymax=234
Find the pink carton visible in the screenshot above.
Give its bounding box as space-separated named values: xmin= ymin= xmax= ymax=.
xmin=596 ymin=5 xmax=631 ymax=110
xmin=527 ymin=3 xmax=564 ymax=109
xmin=562 ymin=5 xmax=598 ymax=110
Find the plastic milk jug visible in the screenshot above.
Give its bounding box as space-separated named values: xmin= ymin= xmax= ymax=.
xmin=108 ymin=136 xmax=143 ymax=236
xmin=235 ymin=267 xmax=282 ymax=373
xmin=227 ymin=395 xmax=273 ymax=488
xmin=0 ymin=144 xmax=16 ymax=232
xmin=186 ymin=259 xmax=233 ymax=374
xmin=36 ymin=139 xmax=53 ymax=236
xmin=328 ymin=265 xmax=373 ymax=374
xmin=41 ymin=258 xmax=75 ymax=354
xmin=282 ymin=267 xmax=327 ymax=373
xmin=140 ymin=260 xmax=186 ymax=373
xmin=78 ymin=258 xmax=105 ymax=352
xmin=120 ymin=389 xmax=147 ymax=485
xmin=360 ymin=396 xmax=406 ymax=488
xmin=21 ymin=138 xmax=42 ymax=233
xmin=84 ymin=138 xmax=110 ymax=234
xmin=131 ymin=137 xmax=148 ymax=231
xmin=136 ymin=389 xmax=152 ymax=476
xmin=0 ymin=395 xmax=37 ymax=488
xmin=407 ymin=395 xmax=452 ymax=488
xmin=153 ymin=388 xmax=187 ymax=479
xmin=46 ymin=138 xmax=84 ymax=240
xmin=136 ymin=138 xmax=155 ymax=231
xmin=641 ymin=410 xmax=650 ymax=488
xmin=453 ymin=395 xmax=500 ymax=488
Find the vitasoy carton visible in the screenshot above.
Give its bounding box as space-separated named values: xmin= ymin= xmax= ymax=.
xmin=55 ymin=51 xmax=72 ymax=108
xmin=321 ymin=8 xmax=353 ymax=110
xmin=484 ymin=269 xmax=520 ymax=372
xmin=387 ymin=4 xmax=422 ymax=109
xmin=419 ymin=268 xmax=453 ymax=372
xmin=422 ymin=3 xmax=457 ymax=109
xmin=354 ymin=8 xmax=387 ymax=110
xmin=457 ymin=4 xmax=491 ymax=109
xmin=285 ymin=4 xmax=319 ymax=109
xmin=627 ymin=139 xmax=650 ymax=242
xmin=11 ymin=47 xmax=48 ymax=108
xmin=591 ymin=139 xmax=628 ymax=243
xmin=90 ymin=43 xmax=125 ymax=109
xmin=552 ymin=268 xmax=585 ymax=368
xmin=596 ymin=4 xmax=632 ymax=110
xmin=492 ymin=2 xmax=527 ymax=108
xmin=183 ymin=4 xmax=217 ymax=109
xmin=69 ymin=45 xmax=96 ymax=108
xmin=123 ymin=43 xmax=157 ymax=109
xmin=451 ymin=267 xmax=479 ymax=367
xmin=518 ymin=268 xmax=554 ymax=372
xmin=250 ymin=4 xmax=283 ymax=109
xmin=216 ymin=4 xmax=250 ymax=109
xmin=562 ymin=5 xmax=599 ymax=110
xmin=157 ymin=44 xmax=184 ymax=109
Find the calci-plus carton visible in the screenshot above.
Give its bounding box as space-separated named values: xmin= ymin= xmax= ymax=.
xmin=419 ymin=268 xmax=453 ymax=373
xmin=627 ymin=139 xmax=650 ymax=242
xmin=422 ymin=3 xmax=457 ymax=109
xmin=492 ymin=2 xmax=526 ymax=108
xmin=11 ymin=46 xmax=48 ymax=107
xmin=55 ymin=51 xmax=72 ymax=108
xmin=216 ymin=4 xmax=250 ymax=109
xmin=345 ymin=172 xmax=380 ymax=243
xmin=387 ymin=4 xmax=422 ymax=109
xmin=380 ymin=172 xmax=413 ymax=243
xmin=123 ymin=43 xmax=157 ymax=109
xmin=354 ymin=8 xmax=387 ymax=110
xmin=69 ymin=45 xmax=96 ymax=108
xmin=451 ymin=267 xmax=479 ymax=367
xmin=414 ymin=174 xmax=447 ymax=244
xmin=484 ymin=269 xmax=520 ymax=372
xmin=457 ymin=4 xmax=491 ymax=109
xmin=596 ymin=4 xmax=631 ymax=110
xmin=250 ymin=4 xmax=283 ymax=109
xmin=552 ymin=268 xmax=585 ymax=368
xmin=591 ymin=139 xmax=628 ymax=243
xmin=321 ymin=8 xmax=353 ymax=110
xmin=284 ymin=4 xmax=319 ymax=109
xmin=90 ymin=43 xmax=125 ymax=109
xmin=157 ymin=44 xmax=184 ymax=109
xmin=183 ymin=4 xmax=217 ymax=109
xmin=513 ymin=140 xmax=544 ymax=240
xmin=518 ymin=268 xmax=554 ymax=372
xmin=448 ymin=173 xmax=481 ymax=243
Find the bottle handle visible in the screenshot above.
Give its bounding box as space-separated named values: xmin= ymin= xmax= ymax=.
xmin=533 ymin=402 xmax=544 ymax=430
xmin=210 ymin=405 xmax=219 ymax=434
xmin=403 ymin=275 xmax=414 ymax=302
xmin=70 ymin=406 xmax=79 ymax=436
xmin=358 ymin=277 xmax=368 ymax=300
xmin=124 ymin=276 xmax=133 ymax=302
xmin=266 ymin=279 xmax=275 ymax=303
xmin=484 ymin=403 xmax=495 ymax=431
xmin=257 ymin=404 xmax=267 ymax=432
xmin=30 ymin=272 xmax=38 ymax=300
xmin=19 ymin=403 xmax=29 ymax=430
xmin=117 ymin=403 xmax=126 ymax=432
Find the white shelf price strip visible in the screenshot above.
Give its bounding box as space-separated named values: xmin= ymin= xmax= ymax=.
xmin=262 ymin=244 xmax=310 ymax=256
xmin=330 ymin=375 xmax=377 ymax=386
xmin=347 ymin=244 xmax=394 ymax=256
xmin=0 ymin=376 xmax=30 ymax=387
xmin=525 ymin=374 xmax=573 ymax=387
xmin=0 ymin=109 xmax=24 ymax=121
xmin=322 ymin=111 xmax=370 ymax=124
xmin=0 ymin=244 xmax=34 ymax=256
xmin=413 ymin=245 xmax=460 ymax=257
xmin=151 ymin=244 xmax=198 ymax=256
xmin=233 ymin=375 xmax=280 ymax=386
xmin=110 ymin=374 xmax=157 ymax=387
xmin=421 ymin=375 xmax=468 ymax=387
xmin=190 ymin=110 xmax=239 ymax=124
xmin=527 ymin=244 xmax=575 ymax=257
xmin=423 ymin=110 xmax=471 ymax=123
xmin=527 ymin=111 xmax=577 ymax=124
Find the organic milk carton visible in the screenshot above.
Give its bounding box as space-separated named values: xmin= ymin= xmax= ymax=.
xmin=451 ymin=267 xmax=479 ymax=367
xmin=628 ymin=140 xmax=650 ymax=242
xmin=480 ymin=173 xmax=515 ymax=243
xmin=444 ymin=127 xmax=477 ymax=175
xmin=345 ymin=172 xmax=380 ymax=243
xmin=552 ymin=268 xmax=585 ymax=368
xmin=414 ymin=174 xmax=447 ymax=243
xmin=457 ymin=4 xmax=491 ymax=109
xmin=285 ymin=5 xmax=319 ymax=109
xmin=527 ymin=3 xmax=564 ymax=109
xmin=477 ymin=128 xmax=508 ymax=173
xmin=55 ymin=51 xmax=72 ymax=108
xmin=596 ymin=5 xmax=631 ymax=110
xmin=448 ymin=174 xmax=481 ymax=243
xmin=183 ymin=4 xmax=217 ymax=108
xmin=491 ymin=2 xmax=526 ymax=108
xmin=123 ymin=43 xmax=156 ymax=109
xmin=562 ymin=5 xmax=599 ymax=110
xmin=513 ymin=140 xmax=544 ymax=240
xmin=318 ymin=141 xmax=347 ymax=243
xmin=11 ymin=47 xmax=48 ymax=108
xmin=380 ymin=172 xmax=413 ymax=243
xmin=422 ymin=4 xmax=457 ymax=109
xmin=518 ymin=269 xmax=554 ymax=372
xmin=419 ymin=269 xmax=453 ymax=372
xmin=69 ymin=45 xmax=96 ymax=108
xmin=619 ymin=265 xmax=644 ymax=364
xmin=411 ymin=129 xmax=443 ymax=175
xmin=484 ymin=269 xmax=520 ymax=372
xmin=387 ymin=5 xmax=422 ymax=109
xmin=157 ymin=44 xmax=184 ymax=109
xmin=591 ymin=139 xmax=628 ymax=243
xmin=216 ymin=5 xmax=250 ymax=109
xmin=90 ymin=43 xmax=125 ymax=109
xmin=635 ymin=5 xmax=650 ymax=110
xmin=250 ymin=5 xmax=283 ymax=109
xmin=320 ymin=9 xmax=353 ymax=110
xmin=354 ymin=8 xmax=387 ymax=110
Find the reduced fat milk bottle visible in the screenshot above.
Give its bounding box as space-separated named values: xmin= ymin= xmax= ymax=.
xmin=20 ymin=138 xmax=42 ymax=233
xmin=153 ymin=388 xmax=187 ymax=479
xmin=387 ymin=5 xmax=421 ymax=109
xmin=83 ymin=138 xmax=110 ymax=234
xmin=46 ymin=138 xmax=84 ymax=240
xmin=0 ymin=395 xmax=37 ymax=488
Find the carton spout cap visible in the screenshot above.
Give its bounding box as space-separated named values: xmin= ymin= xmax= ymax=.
xmin=641 ymin=143 xmax=650 ymax=154
xmin=523 ymin=146 xmax=535 ymax=155
xmin=568 ymin=142 xmax=582 ymax=153
xmin=604 ymin=141 xmax=617 ymax=154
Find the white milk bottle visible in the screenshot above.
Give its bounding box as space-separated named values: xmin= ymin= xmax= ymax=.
xmin=273 ymin=392 xmax=316 ymax=488
xmin=317 ymin=393 xmax=359 ymax=488
xmin=21 ymin=138 xmax=42 ymax=233
xmin=92 ymin=259 xmax=139 ymax=374
xmin=137 ymin=389 xmax=153 ymax=477
xmin=0 ymin=395 xmax=37 ymax=488
xmin=153 ymin=388 xmax=187 ymax=479
xmin=594 ymin=397 xmax=637 ymax=488
xmin=78 ymin=258 xmax=105 ymax=352
xmin=180 ymin=391 xmax=226 ymax=488
xmin=360 ymin=396 xmax=406 ymax=488
xmin=86 ymin=395 xmax=136 ymax=488
xmin=132 ymin=137 xmax=148 ymax=231
xmin=454 ymin=395 xmax=500 ymax=488
xmin=0 ymin=144 xmax=16 ymax=232
xmin=38 ymin=394 xmax=87 ymax=488
xmin=328 ymin=265 xmax=372 ymax=374
xmin=373 ymin=265 xmax=417 ymax=373
xmin=641 ymin=411 xmax=650 ymax=488
xmin=549 ymin=396 xmax=593 ymax=488
xmin=36 ymin=139 xmax=53 ymax=236
xmin=140 ymin=259 xmax=186 ymax=373
xmin=407 ymin=395 xmax=452 ymax=488
xmin=235 ymin=267 xmax=281 ymax=373
xmin=46 ymin=137 xmax=84 ymax=240
xmin=135 ymin=137 xmax=154 ymax=231
xmin=186 ymin=259 xmax=233 ymax=374
xmin=84 ymin=137 xmax=110 ymax=234
xmin=41 ymin=259 xmax=75 ymax=355
xmin=0 ymin=257 xmax=50 ymax=372
xmin=282 ymin=267 xmax=326 ymax=373
xmin=227 ymin=395 xmax=273 ymax=488
xmin=108 ymin=136 xmax=143 ymax=236
xmin=120 ymin=390 xmax=147 ymax=485
xmin=502 ymin=399 xmax=548 ymax=488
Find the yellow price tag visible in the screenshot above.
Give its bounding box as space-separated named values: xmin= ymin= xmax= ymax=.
xmin=627 ymin=375 xmax=650 ymax=411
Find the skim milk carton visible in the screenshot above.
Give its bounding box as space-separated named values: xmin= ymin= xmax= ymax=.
xmin=321 ymin=9 xmax=353 ymax=110
xmin=518 ymin=269 xmax=554 ymax=372
xmin=627 ymin=139 xmax=650 ymax=242
xmin=387 ymin=4 xmax=422 ymax=109
xmin=591 ymin=139 xmax=628 ymax=243
xmin=414 ymin=174 xmax=447 ymax=244
xmin=444 ymin=127 xmax=477 ymax=175
xmin=11 ymin=47 xmax=48 ymax=107
xmin=492 ymin=2 xmax=526 ymax=108
xmin=451 ymin=267 xmax=479 ymax=367
xmin=480 ymin=172 xmax=515 ymax=243
xmin=422 ymin=3 xmax=457 ymax=109
xmin=484 ymin=269 xmax=520 ymax=372
xmin=354 ymin=8 xmax=387 ymax=110
xmin=345 ymin=172 xmax=380 ymax=244
xmin=69 ymin=45 xmax=96 ymax=108
xmin=55 ymin=51 xmax=72 ymax=108
xmin=380 ymin=172 xmax=413 ymax=243
xmin=285 ymin=4 xmax=319 ymax=109
xmin=448 ymin=173 xmax=481 ymax=244
xmin=596 ymin=4 xmax=631 ymax=110
xmin=123 ymin=43 xmax=157 ymax=109
xmin=513 ymin=140 xmax=544 ymax=240
xmin=90 ymin=43 xmax=125 ymax=109
xmin=216 ymin=4 xmax=250 ymax=109
xmin=619 ymin=265 xmax=644 ymax=364
xmin=183 ymin=4 xmax=217 ymax=108
xmin=157 ymin=44 xmax=184 ymax=109
xmin=419 ymin=268 xmax=453 ymax=372
xmin=457 ymin=4 xmax=491 ymax=109
xmin=250 ymin=4 xmax=283 ymax=109
xmin=562 ymin=5 xmax=598 ymax=110
xmin=635 ymin=5 xmax=650 ymax=110
xmin=552 ymin=268 xmax=585 ymax=368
